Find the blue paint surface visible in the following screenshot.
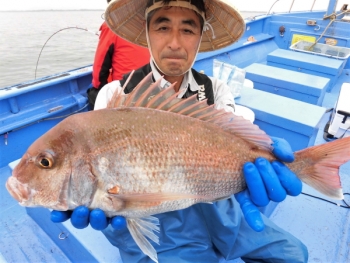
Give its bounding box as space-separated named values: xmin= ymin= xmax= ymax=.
xmin=245 ymin=63 xmax=329 ymax=105
xmin=267 ymin=49 xmax=346 ymax=90
xmin=236 ymin=87 xmax=326 ymax=151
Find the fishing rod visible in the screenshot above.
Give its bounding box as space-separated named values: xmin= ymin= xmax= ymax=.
xmin=34 ymin=26 xmax=99 ymax=79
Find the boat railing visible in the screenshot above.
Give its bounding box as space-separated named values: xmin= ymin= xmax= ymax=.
xmin=267 ymin=0 xmax=317 ymax=14
xmin=266 ymin=0 xmax=348 ymax=15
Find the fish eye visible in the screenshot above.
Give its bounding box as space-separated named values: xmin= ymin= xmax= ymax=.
xmin=40 ymin=158 xmax=50 ymax=167
xmin=36 ymin=152 xmax=54 ymax=169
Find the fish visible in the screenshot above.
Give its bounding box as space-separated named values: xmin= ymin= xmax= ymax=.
xmin=5 ymin=72 xmax=350 ymax=263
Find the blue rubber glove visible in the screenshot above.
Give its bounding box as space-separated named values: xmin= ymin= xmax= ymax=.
xmin=235 ymin=137 xmax=302 ymax=232
xmin=51 ymin=207 xmax=127 ymax=231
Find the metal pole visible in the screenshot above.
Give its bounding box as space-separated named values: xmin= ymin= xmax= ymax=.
xmin=326 ymin=0 xmax=338 ymax=16
xmin=289 ymin=0 xmax=295 ymax=13
xmin=311 ymin=0 xmax=316 ymax=11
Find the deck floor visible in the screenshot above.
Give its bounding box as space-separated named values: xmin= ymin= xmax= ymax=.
xmin=0 ymin=165 xmax=71 ymax=263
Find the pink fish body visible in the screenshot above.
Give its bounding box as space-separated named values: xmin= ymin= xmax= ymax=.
xmin=6 ymin=73 xmax=350 ymax=262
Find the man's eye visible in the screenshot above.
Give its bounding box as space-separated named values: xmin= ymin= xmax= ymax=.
xmin=157 ymin=27 xmax=168 ymax=31
xmin=183 ymin=29 xmax=195 ymax=34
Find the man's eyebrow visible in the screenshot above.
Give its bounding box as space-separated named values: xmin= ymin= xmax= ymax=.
xmin=153 ymin=16 xmax=199 ymax=28
xmin=153 ymin=16 xmax=170 ymax=25
xmin=182 ymin=19 xmax=199 ymax=28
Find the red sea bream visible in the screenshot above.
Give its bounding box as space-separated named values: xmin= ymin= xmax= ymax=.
xmin=6 ymin=73 xmax=350 ymax=263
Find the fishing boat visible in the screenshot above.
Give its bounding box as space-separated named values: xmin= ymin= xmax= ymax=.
xmin=1 ymin=1 xmax=349 ymax=262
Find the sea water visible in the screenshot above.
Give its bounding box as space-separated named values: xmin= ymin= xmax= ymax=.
xmin=0 ymin=9 xmax=297 ymax=89
xmin=0 ymin=10 xmax=103 ymax=88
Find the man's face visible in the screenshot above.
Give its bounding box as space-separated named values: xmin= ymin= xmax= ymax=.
xmin=148 ymin=6 xmax=202 ymax=77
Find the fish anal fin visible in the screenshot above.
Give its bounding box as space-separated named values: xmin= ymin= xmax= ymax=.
xmin=127 ymin=217 xmax=160 ymax=263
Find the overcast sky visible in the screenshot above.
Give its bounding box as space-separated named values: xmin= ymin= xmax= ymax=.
xmin=0 ymin=0 xmax=346 ymax=12
xmin=0 ymin=0 xmax=106 ymax=11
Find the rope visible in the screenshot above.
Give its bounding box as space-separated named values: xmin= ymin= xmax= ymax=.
xmin=308 ymin=17 xmax=335 ymax=51
xmin=308 ymin=9 xmax=350 ymax=51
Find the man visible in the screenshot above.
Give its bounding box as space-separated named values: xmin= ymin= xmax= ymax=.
xmin=87 ymin=0 xmax=150 ymax=109
xmin=52 ymin=1 xmax=308 ymax=262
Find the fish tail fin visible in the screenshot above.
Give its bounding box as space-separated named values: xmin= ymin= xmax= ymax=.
xmin=127 ymin=216 xmax=160 ymax=263
xmin=292 ymin=137 xmax=350 ymax=200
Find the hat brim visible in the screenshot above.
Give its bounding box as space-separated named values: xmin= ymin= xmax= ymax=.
xmin=105 ymin=0 xmax=245 ymax=53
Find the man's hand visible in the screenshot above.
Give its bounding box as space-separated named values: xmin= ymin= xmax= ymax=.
xmin=51 ymin=206 xmax=127 ymax=231
xmin=235 ymin=137 xmax=302 ymax=232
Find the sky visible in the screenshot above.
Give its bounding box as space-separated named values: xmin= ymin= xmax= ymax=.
xmin=0 ymin=0 xmax=106 ymax=11
xmin=0 ymin=0 xmax=347 ymax=12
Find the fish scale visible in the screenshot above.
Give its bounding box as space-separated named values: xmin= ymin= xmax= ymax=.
xmin=84 ymin=107 xmax=267 ymax=206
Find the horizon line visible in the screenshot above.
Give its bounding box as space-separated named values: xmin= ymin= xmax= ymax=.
xmin=0 ymin=9 xmax=105 ymax=12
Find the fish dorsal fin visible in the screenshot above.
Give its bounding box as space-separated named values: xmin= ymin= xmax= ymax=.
xmin=108 ymin=73 xmax=273 ymax=151
xmin=206 ymin=111 xmax=273 ymax=151
xmin=107 ymin=70 xmax=136 ymax=108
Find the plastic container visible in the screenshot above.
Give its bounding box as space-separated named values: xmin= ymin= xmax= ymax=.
xmin=213 ymin=59 xmax=246 ymax=98
xmin=289 ymin=40 xmax=350 ymax=60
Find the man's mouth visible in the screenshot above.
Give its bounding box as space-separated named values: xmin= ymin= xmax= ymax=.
xmin=165 ymin=57 xmax=184 ymax=60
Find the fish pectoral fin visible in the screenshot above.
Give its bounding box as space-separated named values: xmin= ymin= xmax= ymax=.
xmin=110 ymin=192 xmax=204 ymax=209
xmin=199 ymin=195 xmax=231 ymax=205
xmin=211 ymin=195 xmax=232 ymax=202
xmin=127 ymin=216 xmax=160 ymax=263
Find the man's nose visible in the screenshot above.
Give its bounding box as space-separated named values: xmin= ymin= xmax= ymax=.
xmin=167 ymin=32 xmax=181 ymax=50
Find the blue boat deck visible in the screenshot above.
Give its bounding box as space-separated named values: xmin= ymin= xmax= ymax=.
xmin=1 ymin=7 xmax=350 ymax=263
xmin=268 ymin=70 xmax=350 ymax=263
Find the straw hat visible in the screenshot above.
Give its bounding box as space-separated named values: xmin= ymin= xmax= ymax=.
xmin=105 ymin=0 xmax=245 ymax=53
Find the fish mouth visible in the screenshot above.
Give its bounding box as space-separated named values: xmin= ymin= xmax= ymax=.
xmin=6 ymin=177 xmax=31 ymax=204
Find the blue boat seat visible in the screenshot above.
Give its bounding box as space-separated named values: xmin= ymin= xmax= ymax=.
xmin=236 ymin=87 xmax=326 ymax=151
xmin=245 ymin=63 xmax=330 ymax=106
xmin=266 ymin=49 xmax=345 ymax=91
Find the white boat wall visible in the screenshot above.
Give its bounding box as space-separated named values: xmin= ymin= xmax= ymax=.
xmin=1 ymin=1 xmax=350 ymax=262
